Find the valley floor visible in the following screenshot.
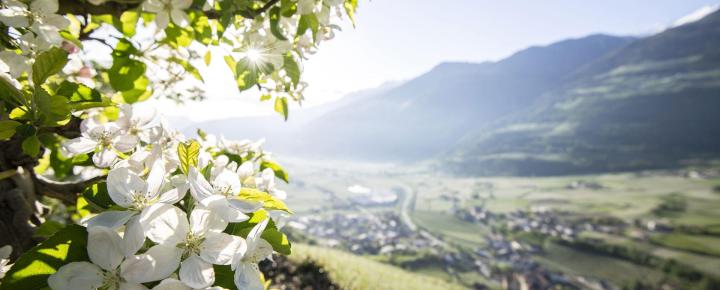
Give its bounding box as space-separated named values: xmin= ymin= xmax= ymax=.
xmin=279 ymin=158 xmax=720 ymax=290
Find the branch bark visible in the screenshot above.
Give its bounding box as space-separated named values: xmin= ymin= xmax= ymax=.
xmin=35 ymin=175 xmax=105 ymax=204
xmin=58 ymin=0 xmax=280 ymax=19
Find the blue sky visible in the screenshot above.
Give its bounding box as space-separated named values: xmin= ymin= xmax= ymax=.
xmin=155 ymin=0 xmax=720 ymax=121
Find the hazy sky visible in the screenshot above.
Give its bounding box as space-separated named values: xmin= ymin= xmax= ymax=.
xmin=150 ymin=0 xmax=720 ymax=122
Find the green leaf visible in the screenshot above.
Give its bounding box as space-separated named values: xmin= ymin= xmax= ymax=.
xmin=119 ymin=11 xmax=139 ymax=37
xmin=109 ymin=56 xmax=146 ymax=92
xmin=74 ymin=196 xmax=92 ymax=219
xmin=112 ymin=39 xmax=140 ymax=57
xmin=0 ymin=225 xmax=88 ymax=290
xmin=237 ymin=188 xmax=291 ymax=213
xmin=120 ymin=75 xmax=152 ymax=104
xmin=296 ymin=13 xmax=319 ymax=41
xmin=236 ymin=58 xmax=258 ymax=91
xmin=0 ymin=120 xmax=20 ymax=140
xmin=274 ymin=97 xmax=288 ymax=121
xmin=93 ymin=13 xmax=139 ymax=37
xmin=177 ymin=140 xmax=201 ymax=174
xmin=344 ymin=0 xmax=359 ymax=26
xmin=261 ymin=226 xmax=292 ymax=255
xmin=260 ymin=160 xmax=289 ymax=183
xmin=283 ymin=54 xmax=300 ymax=88
xmin=260 ymin=94 xmax=272 ymax=102
xmin=269 ymin=7 xmax=287 ymax=41
xmin=21 ymin=135 xmax=40 ymax=157
xmin=9 ymin=107 xmax=29 ymax=121
xmin=32 ymin=47 xmax=68 ymax=86
xmin=213 ymin=265 xmax=238 ymax=290
xmin=55 ymin=81 xmax=103 ymax=103
xmin=280 ymin=0 xmax=297 ymax=17
xmin=14 ymin=124 xmax=36 ymax=138
xmin=169 ymin=57 xmax=203 ymax=82
xmin=35 ymin=88 xmax=71 ymax=126
xmin=0 ymin=76 xmax=24 ymax=106
xmin=33 ymin=220 xmax=65 ymax=239
xmin=196 ymin=128 xmax=207 ymax=140
xmin=226 ymin=210 xmax=292 ymax=255
xmin=82 ymin=182 xmax=114 ymax=209
xmin=190 ymin=13 xmax=213 ymax=45
xmin=224 ymin=55 xmax=237 ymax=75
xmin=204 ymin=50 xmax=212 ymax=66
xmin=164 ymin=24 xmax=194 ymax=48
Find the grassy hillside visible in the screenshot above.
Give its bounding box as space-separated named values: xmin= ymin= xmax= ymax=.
xmin=288 ymin=244 xmax=469 ymax=290
xmin=449 ymin=10 xmax=720 ymax=176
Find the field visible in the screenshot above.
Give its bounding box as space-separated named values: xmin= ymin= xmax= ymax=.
xmin=288 ymin=244 xmax=468 ymax=290
xmin=278 ymin=158 xmax=720 ymax=289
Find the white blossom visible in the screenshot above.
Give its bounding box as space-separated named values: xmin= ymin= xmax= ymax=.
xmin=231 ymin=219 xmax=273 ymax=290
xmin=62 ymin=119 xmax=137 ymax=168
xmin=188 ymin=166 xmax=261 ymax=223
xmin=48 ymin=226 xmax=173 ymax=290
xmin=0 ymin=245 xmax=12 ymax=280
xmin=142 ymin=0 xmax=192 ymax=30
xmin=142 ymin=206 xmax=245 ymax=289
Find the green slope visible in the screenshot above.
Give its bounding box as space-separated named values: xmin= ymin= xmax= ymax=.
xmin=288 ymin=244 xmax=469 ymax=290
xmin=449 ymin=10 xmax=720 ymax=176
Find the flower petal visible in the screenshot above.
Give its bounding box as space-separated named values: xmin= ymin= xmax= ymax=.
xmin=30 ymin=0 xmax=59 ymax=14
xmin=190 ymin=208 xmax=227 ymax=236
xmin=62 ymin=137 xmax=96 ymax=156
xmin=202 ymin=195 xmax=249 ymax=223
xmin=0 ymin=245 xmax=11 ymax=260
xmin=157 ymin=175 xmax=188 ymax=204
xmin=233 ymin=262 xmax=264 ymax=290
xmin=200 ymin=231 xmax=243 ymax=265
xmin=188 ymin=167 xmax=214 ymax=201
xmin=171 ymin=0 xmax=192 ymax=9
xmin=93 ymin=148 xmax=118 ymax=168
xmin=145 ymin=159 xmax=166 ymax=200
xmin=170 ymin=9 xmax=189 ymax=27
xmin=87 ymin=226 xmax=125 ymax=271
xmin=213 ymin=169 xmax=241 ymax=196
xmin=154 ymin=11 xmax=169 ymax=30
xmin=119 ymin=282 xmax=149 ymax=290
xmin=113 ymin=134 xmax=138 ymax=152
xmin=107 ymin=167 xmax=147 ymax=208
xmin=123 ymin=215 xmax=146 ymax=257
xmin=85 ymin=210 xmax=136 ymax=229
xmin=179 ymin=254 xmax=214 ymax=289
xmin=139 ymin=203 xmax=189 ymax=245
xmin=247 ymin=219 xmax=268 ymax=251
xmin=48 ymin=262 xmax=104 ymax=290
xmin=121 ymin=245 xmax=182 ymax=284
xmin=151 ymin=278 xmax=192 ymax=290
xmin=228 ymin=198 xmax=263 ymax=213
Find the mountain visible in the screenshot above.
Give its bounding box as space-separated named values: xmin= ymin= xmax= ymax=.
xmin=196 ymin=34 xmax=633 ymax=160
xmin=194 ymin=10 xmax=720 ymax=176
xmin=446 ymin=10 xmax=720 ymax=175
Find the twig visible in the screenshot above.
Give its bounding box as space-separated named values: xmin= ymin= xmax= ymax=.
xmin=58 ymin=0 xmax=280 ymax=20
xmin=35 ymin=175 xmax=106 ymax=204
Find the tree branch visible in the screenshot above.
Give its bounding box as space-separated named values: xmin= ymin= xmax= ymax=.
xmin=58 ymin=0 xmax=280 ymax=19
xmin=58 ymin=0 xmax=141 ymax=18
xmin=34 ymin=175 xmax=105 ymax=204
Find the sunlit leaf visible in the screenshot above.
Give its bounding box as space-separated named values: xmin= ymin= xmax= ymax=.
xmin=178 ymin=140 xmax=201 ymax=174
xmin=32 ymin=47 xmax=68 ymax=86
xmin=0 ymin=225 xmax=88 ymax=290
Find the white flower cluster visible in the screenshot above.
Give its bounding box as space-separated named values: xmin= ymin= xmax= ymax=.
xmin=51 ymin=104 xmax=289 ymax=290
xmin=0 ymin=0 xmax=69 ymax=80
xmin=217 ymin=0 xmax=349 ymax=102
xmin=0 ymin=245 xmax=11 ymax=281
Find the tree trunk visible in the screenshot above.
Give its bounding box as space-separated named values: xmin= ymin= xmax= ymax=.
xmin=0 ymin=136 xmax=43 ymax=260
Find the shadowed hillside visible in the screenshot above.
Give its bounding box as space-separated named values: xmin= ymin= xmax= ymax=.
xmin=447 ymin=10 xmax=720 ymax=175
